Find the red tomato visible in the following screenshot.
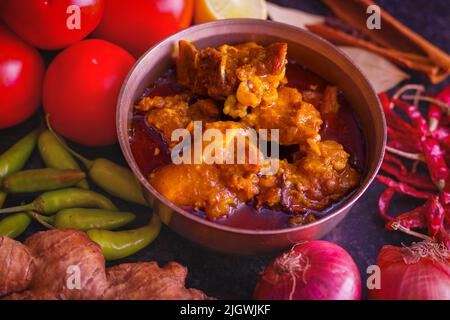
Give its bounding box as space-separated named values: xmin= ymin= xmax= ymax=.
xmin=0 ymin=25 xmax=45 ymax=129
xmin=0 ymin=0 xmax=105 ymax=50
xmin=93 ymin=0 xmax=193 ymax=58
xmin=43 ymin=39 xmax=135 ymax=146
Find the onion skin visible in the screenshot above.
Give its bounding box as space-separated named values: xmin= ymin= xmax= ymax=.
xmin=254 ymin=241 xmax=361 ymax=300
xmin=369 ymin=244 xmax=450 ymax=300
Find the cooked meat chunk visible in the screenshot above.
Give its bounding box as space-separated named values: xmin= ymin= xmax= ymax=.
xmin=104 ymin=262 xmax=209 ymax=300
xmin=0 ymin=229 xmax=210 ymax=300
xmin=150 ymin=163 xmax=239 ymax=219
xmin=149 ymin=114 xmax=358 ymax=219
xmin=177 ymin=40 xmax=287 ymax=118
xmin=0 ymin=237 xmax=35 ymax=297
xmin=135 ymin=93 xmax=191 ymax=111
xmin=257 ymin=140 xmax=360 ymax=214
xmin=135 ymin=94 xmax=220 ymax=147
xmin=320 ymin=86 xmax=340 ymax=114
xmin=150 ymin=121 xmax=261 ymax=220
xmin=301 ymin=85 xmax=340 ymax=115
xmin=242 ymin=87 xmax=323 ymax=150
xmin=152 ymin=137 xmax=360 ymax=219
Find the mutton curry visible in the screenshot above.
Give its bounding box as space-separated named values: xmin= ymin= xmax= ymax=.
xmin=130 ymin=41 xmax=364 ymax=229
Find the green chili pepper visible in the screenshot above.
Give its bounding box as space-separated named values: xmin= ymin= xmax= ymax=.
xmin=2 ymin=168 xmax=86 ymax=193
xmin=87 ymin=214 xmax=161 ymax=260
xmin=0 ymin=129 xmax=39 ymax=208
xmin=38 ymin=130 xmax=89 ymax=190
xmin=0 ymin=129 xmax=39 ymax=179
xmin=80 ymin=158 xmax=147 ymax=206
xmin=46 ymin=116 xmax=147 ymax=206
xmin=0 ymin=188 xmax=118 ymax=215
xmin=31 ymin=208 xmax=135 ymax=231
xmin=0 ymin=213 xmax=32 ymax=238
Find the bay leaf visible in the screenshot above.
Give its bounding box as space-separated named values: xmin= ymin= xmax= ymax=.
xmin=339 ymin=46 xmax=410 ymax=93
xmin=267 ymin=2 xmax=324 ymax=29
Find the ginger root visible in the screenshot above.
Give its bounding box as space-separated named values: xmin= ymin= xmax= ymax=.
xmin=0 ymin=229 xmax=209 ymax=300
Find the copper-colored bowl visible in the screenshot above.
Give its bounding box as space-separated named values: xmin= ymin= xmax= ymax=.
xmin=117 ymin=19 xmax=386 ymax=255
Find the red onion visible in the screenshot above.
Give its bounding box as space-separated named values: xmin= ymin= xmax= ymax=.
xmin=369 ymin=241 xmax=450 ymax=300
xmin=254 ymin=241 xmax=361 ymax=300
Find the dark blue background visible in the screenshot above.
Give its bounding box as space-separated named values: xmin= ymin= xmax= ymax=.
xmin=0 ymin=0 xmax=449 ymax=300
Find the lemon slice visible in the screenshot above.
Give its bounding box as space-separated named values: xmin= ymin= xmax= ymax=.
xmin=195 ymin=0 xmax=268 ymax=24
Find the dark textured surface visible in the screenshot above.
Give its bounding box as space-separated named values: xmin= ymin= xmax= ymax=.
xmin=0 ymin=0 xmax=449 ymax=300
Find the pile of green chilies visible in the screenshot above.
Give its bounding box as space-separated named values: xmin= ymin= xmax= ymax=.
xmin=0 ymin=125 xmax=160 ymax=261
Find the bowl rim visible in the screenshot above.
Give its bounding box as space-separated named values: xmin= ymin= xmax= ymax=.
xmin=117 ymin=18 xmax=386 ymax=236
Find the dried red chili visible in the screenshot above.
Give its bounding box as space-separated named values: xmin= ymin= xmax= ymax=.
xmin=380 ymin=162 xmax=435 ymax=191
xmin=442 ymin=191 xmax=450 ymax=206
xmin=431 ymin=127 xmax=450 ymax=151
xmin=385 ymin=203 xmax=427 ymax=231
xmin=441 ymin=191 xmax=450 ymax=221
xmin=384 ymin=109 xmax=420 ymax=135
xmin=434 ymin=85 xmax=450 ymax=125
xmin=425 ymin=195 xmax=445 ymax=237
xmin=377 ymin=87 xmax=450 ymax=247
xmin=420 ymin=137 xmax=449 ymax=190
xmin=376 ymin=175 xmax=434 ymax=199
xmin=383 ymin=153 xmax=408 ymax=174
xmin=387 ymin=141 xmax=420 ymax=154
xmin=387 ymin=127 xmax=421 ymax=151
xmin=378 ymin=92 xmax=389 ymax=109
xmin=391 ymin=99 xmax=429 ymax=134
xmin=378 ymin=187 xmax=396 ymax=222
xmin=379 ymin=93 xmax=420 ymax=134
xmin=428 ymin=104 xmax=443 ymax=132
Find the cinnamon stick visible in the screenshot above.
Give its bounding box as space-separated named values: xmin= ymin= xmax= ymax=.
xmin=307 ymin=24 xmax=436 ymax=75
xmin=307 ymin=0 xmax=450 ymax=83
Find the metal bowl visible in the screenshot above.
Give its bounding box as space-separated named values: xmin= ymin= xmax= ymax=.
xmin=117 ymin=19 xmax=386 ymax=255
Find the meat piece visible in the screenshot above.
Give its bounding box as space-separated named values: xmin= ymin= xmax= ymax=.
xmin=301 ymin=85 xmax=340 ymax=114
xmin=150 ymin=162 xmax=239 ymax=219
xmin=0 ymin=230 xmax=210 ymax=300
xmin=0 ymin=237 xmax=35 ymax=297
xmin=320 ymin=86 xmax=340 ymax=114
xmin=150 ymin=121 xmax=261 ymax=220
xmin=7 ymin=229 xmax=108 ymax=300
xmin=257 ymin=140 xmax=360 ymax=214
xmin=242 ymin=87 xmax=323 ymax=149
xmin=135 ymin=93 xmax=191 ymax=112
xmin=152 ymin=139 xmax=360 ymax=219
xmin=177 ymin=40 xmax=287 ymax=118
xmin=135 ymin=94 xmax=220 ymax=147
xmin=103 ymin=262 xmax=208 ymax=300
xmin=150 ymin=119 xmax=359 ymax=219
